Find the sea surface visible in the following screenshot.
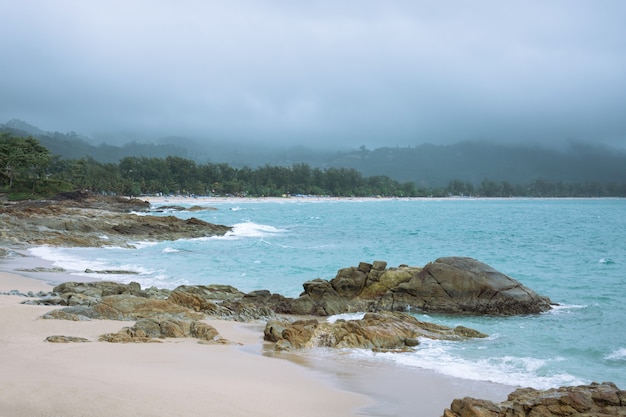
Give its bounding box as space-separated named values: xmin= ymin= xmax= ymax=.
xmin=28 ymin=197 xmax=626 ymax=390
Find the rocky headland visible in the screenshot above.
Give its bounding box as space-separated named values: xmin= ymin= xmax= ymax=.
xmin=0 ymin=192 xmax=231 ymax=248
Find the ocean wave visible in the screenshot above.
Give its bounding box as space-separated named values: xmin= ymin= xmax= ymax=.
xmin=545 ymin=303 xmax=587 ymax=315
xmin=326 ymin=312 xmax=366 ymax=323
xmin=598 ymin=258 xmax=616 ymax=265
xmin=605 ymin=347 xmax=626 ymax=361
xmin=226 ymin=222 xmax=287 ymax=238
xmin=28 ymin=246 xmax=110 ymax=273
xmin=347 ymin=338 xmax=585 ymax=390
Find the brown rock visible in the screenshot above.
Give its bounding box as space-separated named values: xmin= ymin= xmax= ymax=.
xmin=442 ymin=382 xmax=626 ymax=417
xmin=264 ymin=311 xmax=487 ymax=351
xmin=0 ymin=195 xmax=231 ymax=248
xmin=99 ymin=318 xmax=226 ymax=343
xmin=289 ymin=257 xmax=552 ymax=316
xmin=44 ymin=335 xmax=91 ymax=343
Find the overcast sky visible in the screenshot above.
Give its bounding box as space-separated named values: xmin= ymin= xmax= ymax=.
xmin=2 ymin=1 xmax=626 ymax=149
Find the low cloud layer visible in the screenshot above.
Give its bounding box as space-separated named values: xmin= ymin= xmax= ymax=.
xmin=2 ymin=1 xmax=626 ymax=148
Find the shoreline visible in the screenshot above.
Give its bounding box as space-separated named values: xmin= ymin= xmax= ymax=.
xmin=1 ymin=250 xmax=515 ymax=416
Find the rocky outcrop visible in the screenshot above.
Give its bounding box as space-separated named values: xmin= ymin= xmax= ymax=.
xmin=264 ymin=311 xmax=487 ymax=351
xmin=443 ymin=382 xmax=626 ymax=417
xmin=28 ymin=256 xmax=551 ymax=322
xmin=0 ymin=193 xmax=231 ymax=247
xmin=281 ymin=258 xmax=552 ymax=316
xmin=36 ymin=281 xmax=275 ymax=322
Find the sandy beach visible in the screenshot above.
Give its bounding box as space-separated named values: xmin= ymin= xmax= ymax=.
xmin=0 ymin=270 xmax=371 ymax=417
xmin=0 ymin=249 xmax=516 ymax=417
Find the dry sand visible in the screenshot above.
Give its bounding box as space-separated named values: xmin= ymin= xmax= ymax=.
xmin=0 ymin=272 xmax=368 ymax=417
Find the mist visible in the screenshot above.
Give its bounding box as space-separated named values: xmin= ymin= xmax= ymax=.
xmin=2 ymin=1 xmax=626 ymax=149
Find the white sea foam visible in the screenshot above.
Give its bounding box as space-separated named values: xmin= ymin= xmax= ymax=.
xmin=326 ymin=312 xmax=366 ymax=323
xmin=227 ymin=222 xmax=287 ymax=238
xmin=28 ymin=246 xmax=109 ymax=273
xmin=162 ymin=247 xmax=180 ymax=253
xmin=605 ymin=347 xmax=626 ymax=361
xmin=598 ymin=258 xmax=615 ymax=264
xmin=347 ymin=338 xmax=585 ymax=390
xmin=133 ymin=241 xmax=159 ymax=249
xmin=545 ymin=303 xmax=587 ymax=315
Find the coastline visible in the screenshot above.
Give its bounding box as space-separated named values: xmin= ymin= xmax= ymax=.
xmin=1 ymin=250 xmax=515 ymax=417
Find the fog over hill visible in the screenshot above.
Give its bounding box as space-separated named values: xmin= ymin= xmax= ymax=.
xmin=3 ymin=119 xmax=625 ymax=188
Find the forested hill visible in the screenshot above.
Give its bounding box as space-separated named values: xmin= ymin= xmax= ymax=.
xmin=328 ymin=142 xmax=626 ymax=187
xmin=2 ymin=119 xmax=625 ymax=187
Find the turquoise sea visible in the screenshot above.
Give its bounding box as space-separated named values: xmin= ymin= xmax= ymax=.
xmin=28 ymin=198 xmax=626 ymax=390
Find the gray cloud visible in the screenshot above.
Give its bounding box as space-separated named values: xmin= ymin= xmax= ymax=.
xmin=2 ymin=0 xmax=626 ymax=148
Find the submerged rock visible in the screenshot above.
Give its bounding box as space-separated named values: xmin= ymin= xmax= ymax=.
xmin=442 ymin=382 xmax=626 ymax=417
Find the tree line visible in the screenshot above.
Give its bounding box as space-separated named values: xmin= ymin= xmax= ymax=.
xmin=2 ymin=134 xmax=625 ymax=199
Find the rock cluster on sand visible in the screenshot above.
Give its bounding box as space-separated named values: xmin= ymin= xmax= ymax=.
xmin=443 ymin=382 xmax=626 ymax=417
xmin=26 ymin=279 xmax=493 ymax=349
xmin=0 ymin=192 xmax=231 ymax=247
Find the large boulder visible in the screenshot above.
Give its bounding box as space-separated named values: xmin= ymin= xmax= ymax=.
xmin=288 ymin=257 xmax=552 ymax=316
xmin=391 ymin=257 xmax=553 ymax=315
xmin=442 ymin=382 xmax=626 ymax=417
xmin=264 ymin=311 xmax=487 ymax=351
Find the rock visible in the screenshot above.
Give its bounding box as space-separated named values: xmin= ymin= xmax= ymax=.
xmin=42 ymin=283 xmax=272 ymax=323
xmin=84 ymin=269 xmax=138 ymax=275
xmin=153 ymin=205 xmax=217 ymax=212
xmin=54 ymin=281 xmax=146 ymax=298
xmin=396 ymin=257 xmax=553 ymax=315
xmin=45 ymin=335 xmax=91 ymax=343
xmin=169 ymin=286 xmax=276 ymax=321
xmin=287 ymin=258 xmax=552 ymax=316
xmin=42 ymin=306 xmax=104 ymax=321
xmin=264 ymin=311 xmax=487 ymax=351
xmin=171 ymin=284 xmax=245 ymax=302
xmin=99 ymin=318 xmax=227 ymax=344
xmin=442 ymin=382 xmax=626 ymax=417
xmin=93 ymin=295 xmax=203 ymax=321
xmin=0 ymin=194 xmax=231 ymax=248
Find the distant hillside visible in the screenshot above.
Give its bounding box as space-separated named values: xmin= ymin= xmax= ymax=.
xmin=2 ymin=119 xmax=625 ymax=187
xmin=326 ymin=141 xmax=626 ymax=187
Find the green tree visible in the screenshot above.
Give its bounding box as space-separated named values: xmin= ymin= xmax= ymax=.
xmin=0 ymin=134 xmax=51 ymax=192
